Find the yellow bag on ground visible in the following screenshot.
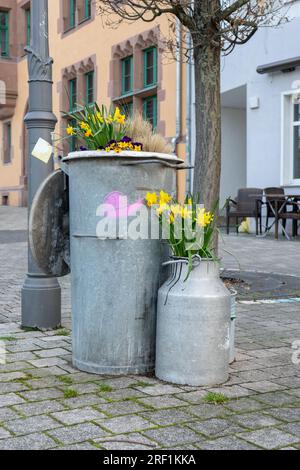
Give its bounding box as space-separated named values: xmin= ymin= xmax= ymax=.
xmin=238 ymin=218 xmax=251 ymax=233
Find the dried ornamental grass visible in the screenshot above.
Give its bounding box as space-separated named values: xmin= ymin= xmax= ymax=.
xmin=125 ymin=114 xmax=174 ymax=154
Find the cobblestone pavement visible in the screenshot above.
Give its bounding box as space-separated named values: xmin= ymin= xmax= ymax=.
xmin=0 ymin=207 xmax=300 ymax=450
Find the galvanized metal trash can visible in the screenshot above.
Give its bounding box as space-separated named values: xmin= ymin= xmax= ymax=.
xmin=62 ymin=151 xmax=180 ymax=375
xmin=155 ymin=259 xmax=231 ymax=386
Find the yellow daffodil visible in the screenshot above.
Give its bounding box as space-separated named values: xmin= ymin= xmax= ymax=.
xmin=156 ymin=203 xmax=170 ymax=215
xmin=113 ymin=107 xmax=126 ymax=125
xmin=170 ymin=204 xmax=181 ymax=216
xmin=96 ymin=112 xmax=104 ymax=123
xmin=84 ymin=129 xmax=92 ymax=138
xmin=66 ymin=125 xmax=75 ymax=136
xmin=159 ymin=190 xmax=172 ymax=205
xmin=169 ymin=213 xmax=175 ymax=224
xmin=180 ymin=206 xmax=192 ymax=219
xmin=196 ymin=208 xmax=214 ymax=228
xmin=117 ymin=115 xmax=125 ymax=125
xmin=187 ymin=198 xmax=193 ymax=205
xmin=145 ymin=192 xmax=158 ymax=207
xmin=80 ymin=121 xmax=89 ymax=130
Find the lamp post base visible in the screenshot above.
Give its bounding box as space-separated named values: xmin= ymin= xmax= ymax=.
xmin=21 ymin=275 xmax=61 ymax=329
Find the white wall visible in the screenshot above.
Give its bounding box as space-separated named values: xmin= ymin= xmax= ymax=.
xmin=220 ymin=107 xmax=247 ymax=206
xmin=221 ymin=14 xmax=300 ymax=195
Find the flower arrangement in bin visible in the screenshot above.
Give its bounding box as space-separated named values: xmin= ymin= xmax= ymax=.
xmin=145 ymin=191 xmax=217 ymax=275
xmin=62 ymin=103 xmax=173 ymax=154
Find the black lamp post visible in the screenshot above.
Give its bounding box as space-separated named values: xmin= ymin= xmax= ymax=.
xmin=21 ymin=0 xmax=61 ymax=329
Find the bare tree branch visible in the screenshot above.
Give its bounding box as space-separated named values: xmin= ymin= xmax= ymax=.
xmin=97 ymin=1 xmax=287 ymax=56
xmin=219 ymin=0 xmax=250 ymax=20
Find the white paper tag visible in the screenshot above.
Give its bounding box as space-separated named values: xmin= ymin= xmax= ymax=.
xmin=32 ymin=138 xmax=53 ymax=164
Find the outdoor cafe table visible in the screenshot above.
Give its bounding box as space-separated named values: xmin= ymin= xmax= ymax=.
xmin=259 ymin=194 xmax=300 ymax=240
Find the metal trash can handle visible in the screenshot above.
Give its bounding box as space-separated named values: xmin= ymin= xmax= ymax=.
xmin=120 ymin=159 xmax=193 ymax=170
xmin=162 ymin=255 xmax=202 ymax=267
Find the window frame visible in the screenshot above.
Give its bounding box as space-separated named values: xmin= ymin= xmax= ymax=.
xmin=143 ymin=95 xmax=157 ymax=129
xmin=121 ymin=56 xmax=133 ymax=96
xmin=69 ymin=77 xmax=77 ymax=111
xmin=292 ymin=100 xmax=300 ymax=182
xmin=281 ymin=89 xmax=300 ymax=186
xmin=3 ymin=121 xmax=12 ymax=164
xmin=84 ymin=0 xmax=91 ymax=19
xmin=85 ymin=70 xmax=94 ymax=105
xmin=143 ymin=47 xmax=157 ymax=89
xmin=26 ymin=8 xmax=31 ymax=47
xmin=69 ymin=0 xmax=76 ymax=29
xmin=0 ymin=10 xmax=9 ymax=57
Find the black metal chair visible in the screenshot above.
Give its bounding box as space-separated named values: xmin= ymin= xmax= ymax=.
xmin=278 ymin=200 xmax=300 ymax=238
xmin=264 ymin=187 xmax=287 ymax=233
xmin=264 ymin=187 xmax=300 ymax=237
xmin=226 ymin=188 xmax=263 ymax=235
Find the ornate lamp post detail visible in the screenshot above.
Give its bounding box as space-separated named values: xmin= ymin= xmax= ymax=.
xmin=21 ymin=0 xmax=61 ymax=329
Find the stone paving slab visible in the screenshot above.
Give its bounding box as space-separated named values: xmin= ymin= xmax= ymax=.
xmin=229 ymin=411 xmax=283 ymax=430
xmin=47 ymin=423 xmax=108 ymax=445
xmin=51 ymin=407 xmax=106 ymax=425
xmin=4 ymin=415 xmax=60 ymax=436
xmin=97 ymin=415 xmax=156 ymax=434
xmin=237 ymin=428 xmax=300 ymax=449
xmin=95 ymin=433 xmax=158 ymax=450
xmin=188 ymin=418 xmax=245 ymax=438
xmin=199 ymin=436 xmax=259 ymax=450
xmin=0 ymin=432 xmax=57 ymax=450
xmin=142 ymin=425 xmax=203 ymax=447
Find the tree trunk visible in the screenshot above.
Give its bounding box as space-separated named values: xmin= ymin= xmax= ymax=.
xmin=192 ymin=41 xmax=221 ymax=213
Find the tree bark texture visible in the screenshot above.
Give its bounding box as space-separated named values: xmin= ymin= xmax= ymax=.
xmin=192 ymin=0 xmax=221 ymax=213
xmin=192 ymin=41 xmax=221 ymax=212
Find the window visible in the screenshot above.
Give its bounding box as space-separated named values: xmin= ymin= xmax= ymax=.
xmin=85 ymin=0 xmax=91 ymax=19
xmin=111 ymin=36 xmax=160 ymax=131
xmin=0 ymin=10 xmax=9 ymax=57
xmin=2 ymin=195 xmax=8 ymax=206
xmin=65 ymin=0 xmax=91 ymax=29
xmin=85 ymin=71 xmax=94 ymax=105
xmin=3 ymin=122 xmax=12 ymax=164
xmin=143 ymin=95 xmax=157 ymax=129
xmin=121 ymin=56 xmax=133 ymax=95
xmin=281 ymin=91 xmax=300 ymax=185
xmin=293 ymin=101 xmax=300 ymax=179
xmin=70 ymin=0 xmax=76 ymax=28
xmin=69 ymin=78 xmax=77 ymax=111
xmin=143 ymin=47 xmax=157 ymax=88
xmin=26 ymin=8 xmax=31 ymax=46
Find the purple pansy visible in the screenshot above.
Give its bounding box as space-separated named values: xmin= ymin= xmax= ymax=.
xmin=121 ymin=136 xmax=132 ymax=143
xmin=133 ymin=142 xmax=143 ymax=150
